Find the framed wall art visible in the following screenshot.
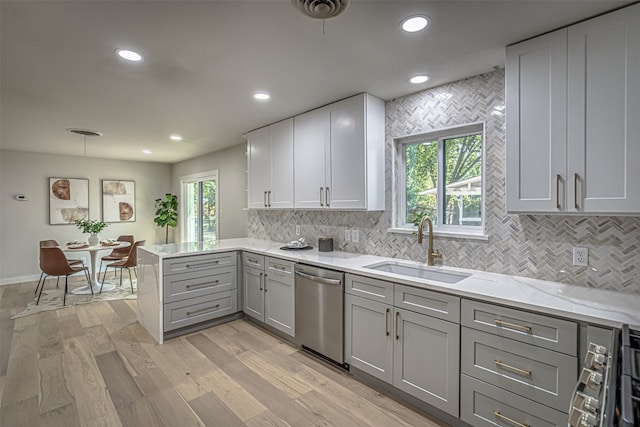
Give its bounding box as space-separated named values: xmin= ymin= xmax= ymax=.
xmin=102 ymin=179 xmax=136 ymax=222
xmin=49 ymin=177 xmax=89 ymax=225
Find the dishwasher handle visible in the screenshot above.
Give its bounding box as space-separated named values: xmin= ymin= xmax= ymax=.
xmin=295 ymin=270 xmax=342 ymax=285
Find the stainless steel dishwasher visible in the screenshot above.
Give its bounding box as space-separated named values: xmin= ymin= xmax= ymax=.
xmin=294 ymin=263 xmax=346 ymax=367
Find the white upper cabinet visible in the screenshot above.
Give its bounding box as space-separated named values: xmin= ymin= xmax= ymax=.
xmin=506 ymin=3 xmax=640 ymax=214
xmin=567 ymin=4 xmax=640 ymax=213
xmin=294 ymin=93 xmax=385 ymax=210
xmin=246 ymin=118 xmax=294 ymax=209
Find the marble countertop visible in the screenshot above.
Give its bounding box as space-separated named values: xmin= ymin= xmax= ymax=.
xmin=141 ymin=238 xmax=640 ymax=329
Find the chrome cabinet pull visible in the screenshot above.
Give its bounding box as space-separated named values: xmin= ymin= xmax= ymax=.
xmin=574 ymin=173 xmax=579 ymax=210
xmin=385 ymin=308 xmax=390 ymax=336
xmin=185 ymin=261 xmax=217 ymax=269
xmin=494 ymin=360 xmax=532 ymax=377
xmin=320 ymin=187 xmax=324 ymax=207
xmin=325 ymin=187 xmax=330 ymax=207
xmin=494 ymin=319 xmax=532 ymax=333
xmin=186 ymin=280 xmax=219 ymax=289
xmin=268 ymin=190 xmax=271 ymax=207
xmin=259 ymin=272 xmax=263 ymax=291
xmin=186 ymin=304 xmax=220 ymax=317
xmin=395 ymin=311 xmax=400 ymax=340
xmin=493 ymin=411 xmax=529 ymax=427
xmin=556 ymin=174 xmax=561 ymax=210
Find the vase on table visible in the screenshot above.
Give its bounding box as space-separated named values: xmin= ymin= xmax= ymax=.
xmin=88 ymin=234 xmax=100 ymax=246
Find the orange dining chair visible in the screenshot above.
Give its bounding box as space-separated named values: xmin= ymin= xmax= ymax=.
xmin=35 ymin=239 xmax=86 ymax=294
xmin=37 ymin=246 xmax=91 ymax=306
xmin=100 ymin=240 xmax=145 ymax=294
xmin=98 ymin=235 xmax=134 ymax=279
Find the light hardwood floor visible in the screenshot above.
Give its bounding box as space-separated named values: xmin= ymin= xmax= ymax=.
xmin=0 ymin=280 xmax=449 ymax=426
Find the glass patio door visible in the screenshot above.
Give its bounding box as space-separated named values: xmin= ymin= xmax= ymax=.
xmin=181 ymin=171 xmax=218 ymax=242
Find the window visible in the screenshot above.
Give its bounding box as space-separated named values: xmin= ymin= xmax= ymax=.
xmin=180 ymin=171 xmax=218 ymax=242
xmin=396 ymin=123 xmax=484 ymax=235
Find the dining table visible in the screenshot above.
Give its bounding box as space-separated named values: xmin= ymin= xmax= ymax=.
xmin=63 ymin=241 xmax=131 ymax=294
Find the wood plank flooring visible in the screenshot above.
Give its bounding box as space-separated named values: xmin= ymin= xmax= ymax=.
xmin=0 ymin=281 xmax=449 ymax=426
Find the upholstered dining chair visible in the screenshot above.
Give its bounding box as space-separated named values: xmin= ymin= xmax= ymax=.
xmin=37 ymin=246 xmax=91 ymax=306
xmin=100 ymin=240 xmax=145 ymax=294
xmin=98 ymin=235 xmax=134 ymax=279
xmin=35 ymin=239 xmax=85 ymax=294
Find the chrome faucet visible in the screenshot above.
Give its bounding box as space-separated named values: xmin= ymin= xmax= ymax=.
xmin=417 ymin=216 xmax=442 ymax=266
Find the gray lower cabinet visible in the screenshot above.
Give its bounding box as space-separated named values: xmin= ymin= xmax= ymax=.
xmin=344 ymin=274 xmax=460 ymax=418
xmin=242 ymin=253 xmax=295 ymax=337
xmin=344 ymin=293 xmax=393 ymax=383
xmin=460 ymin=374 xmax=568 ymax=427
xmin=162 ymin=251 xmax=238 ymax=333
xmin=393 ymin=307 xmax=460 ymax=417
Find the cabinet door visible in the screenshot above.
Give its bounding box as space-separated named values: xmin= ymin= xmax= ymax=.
xmin=567 ymin=4 xmax=640 ymax=213
xmin=506 ymin=29 xmax=568 ymax=213
xmin=264 ymin=272 xmax=295 ymax=337
xmin=294 ymin=108 xmax=330 ymax=209
xmin=328 ymin=95 xmax=366 ymax=209
xmin=247 ymin=126 xmax=270 ymax=209
xmin=393 ymin=308 xmax=460 ymax=417
xmin=243 ymin=266 xmax=264 ymax=321
xmin=269 ymin=118 xmax=294 ymax=209
xmin=344 ymin=294 xmax=393 ymax=383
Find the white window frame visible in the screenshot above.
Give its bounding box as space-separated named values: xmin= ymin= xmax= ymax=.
xmin=180 ymin=170 xmax=219 ymax=243
xmin=392 ymin=122 xmax=487 ymax=239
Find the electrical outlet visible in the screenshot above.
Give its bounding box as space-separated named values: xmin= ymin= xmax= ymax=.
xmin=573 ymin=247 xmax=588 ymax=266
xmin=295 ymin=225 xmax=300 ymax=236
xmin=344 ymin=229 xmax=351 ymax=242
xmin=351 ymin=229 xmax=360 ymax=243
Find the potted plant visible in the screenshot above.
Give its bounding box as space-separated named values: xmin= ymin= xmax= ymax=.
xmin=75 ymin=218 xmax=109 ymax=246
xmin=154 ymin=193 xmax=178 ymax=244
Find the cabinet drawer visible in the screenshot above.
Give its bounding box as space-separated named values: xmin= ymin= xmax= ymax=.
xmin=164 ymin=291 xmax=237 ymax=332
xmin=164 ymin=252 xmax=236 ymax=276
xmin=460 ymin=374 xmax=568 ymax=427
xmin=394 ymin=284 xmax=460 ymax=322
xmin=242 ymin=253 xmax=265 ymax=269
xmin=461 ymin=328 xmax=577 ymax=412
xmin=461 ymin=299 xmax=577 ymax=355
xmin=163 ymin=266 xmax=236 ymax=303
xmin=265 ymin=257 xmax=294 ymax=280
xmin=345 ymin=274 xmax=394 ymax=303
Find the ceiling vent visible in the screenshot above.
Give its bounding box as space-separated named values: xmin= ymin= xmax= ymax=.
xmin=292 ymin=0 xmax=351 ymax=20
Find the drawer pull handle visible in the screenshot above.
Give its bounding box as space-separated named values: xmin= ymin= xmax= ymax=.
xmin=494 ymin=319 xmax=532 ymax=333
xmin=385 ymin=308 xmax=390 ymax=336
xmin=248 ymin=258 xmax=259 ymax=264
xmin=186 ymin=280 xmax=219 ymax=289
xmin=493 ymin=410 xmax=529 ymax=427
xmin=185 ymin=261 xmax=218 ymax=269
xmin=186 ymin=304 xmax=220 ymax=317
xmin=395 ymin=311 xmax=400 ymax=340
xmin=494 ymin=360 xmax=532 ymax=377
xmin=271 ymin=265 xmax=287 ymax=271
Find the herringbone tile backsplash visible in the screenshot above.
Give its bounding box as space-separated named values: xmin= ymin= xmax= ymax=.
xmin=247 ymin=70 xmax=640 ymax=294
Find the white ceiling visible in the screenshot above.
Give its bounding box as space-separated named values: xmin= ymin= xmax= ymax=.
xmin=1 ymin=0 xmax=631 ymax=164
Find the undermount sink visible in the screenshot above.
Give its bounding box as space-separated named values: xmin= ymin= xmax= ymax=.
xmin=363 ymin=261 xmax=471 ymax=284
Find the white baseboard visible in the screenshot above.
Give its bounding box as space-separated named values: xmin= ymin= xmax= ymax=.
xmin=0 ymin=274 xmax=40 ymax=286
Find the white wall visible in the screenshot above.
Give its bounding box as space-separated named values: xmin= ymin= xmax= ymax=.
xmin=171 ymin=143 xmax=247 ymax=240
xmin=0 ymin=149 xmax=172 ymax=284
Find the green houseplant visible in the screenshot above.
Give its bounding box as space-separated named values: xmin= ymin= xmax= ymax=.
xmin=75 ymin=219 xmax=109 ymax=246
xmin=154 ymin=193 xmax=178 ymax=244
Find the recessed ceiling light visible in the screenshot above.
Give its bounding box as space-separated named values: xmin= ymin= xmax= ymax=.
xmin=142 ymin=149 xmax=152 ymax=154
xmin=116 ymin=49 xmax=143 ymax=62
xmin=401 ymin=15 xmax=429 ymax=33
xmin=253 ymin=92 xmax=271 ymax=101
xmin=170 ymin=134 xmax=183 ymax=141
xmin=409 ymin=75 xmax=430 ymax=84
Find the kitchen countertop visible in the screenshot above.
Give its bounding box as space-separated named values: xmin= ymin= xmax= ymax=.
xmin=141 ymin=238 xmax=640 ymax=329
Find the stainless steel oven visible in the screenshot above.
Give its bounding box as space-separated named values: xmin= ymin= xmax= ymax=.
xmin=569 ymin=324 xmax=639 ymax=427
